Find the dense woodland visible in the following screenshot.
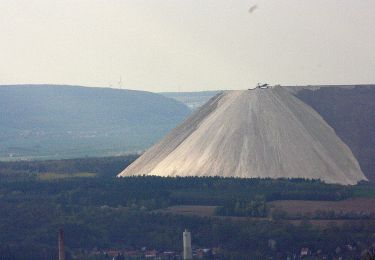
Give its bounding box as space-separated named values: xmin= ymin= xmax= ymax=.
xmin=0 ymin=155 xmax=375 ymax=259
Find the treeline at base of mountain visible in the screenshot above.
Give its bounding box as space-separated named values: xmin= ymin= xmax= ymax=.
xmin=1 ymin=155 xmax=375 ymax=259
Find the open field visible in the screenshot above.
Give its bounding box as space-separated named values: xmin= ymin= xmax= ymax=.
xmin=156 ymin=205 xmax=218 ymax=217
xmin=157 ymin=204 xmax=375 ymax=227
xmin=37 ymin=172 xmax=97 ymax=180
xmin=156 ymin=205 xmax=270 ymax=223
xmin=268 ymin=198 xmax=375 ymax=216
xmin=159 ymin=198 xmax=375 ymax=218
xmin=286 ymin=219 xmax=375 ymax=227
xmin=158 ymin=198 xmax=375 ymax=226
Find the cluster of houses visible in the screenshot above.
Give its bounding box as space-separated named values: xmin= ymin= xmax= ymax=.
xmin=286 ymin=243 xmax=361 ymax=259
xmin=72 ymin=242 xmax=373 ymax=259
xmin=265 ymin=238 xmax=363 ymax=259
xmin=86 ymin=247 xmax=220 ymax=259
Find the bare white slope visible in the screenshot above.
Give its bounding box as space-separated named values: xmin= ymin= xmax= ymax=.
xmin=118 ymin=88 xmax=367 ymax=185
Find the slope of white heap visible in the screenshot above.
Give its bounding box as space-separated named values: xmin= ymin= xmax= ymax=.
xmin=118 ymin=87 xmax=367 ymax=185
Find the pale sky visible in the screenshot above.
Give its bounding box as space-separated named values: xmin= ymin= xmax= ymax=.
xmin=1 ymin=0 xmax=374 ymax=92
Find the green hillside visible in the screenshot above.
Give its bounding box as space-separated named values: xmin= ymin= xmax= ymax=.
xmin=0 ymin=85 xmax=190 ymax=159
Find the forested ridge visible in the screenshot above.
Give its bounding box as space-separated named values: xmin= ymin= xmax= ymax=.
xmin=0 ymin=85 xmax=190 ymax=159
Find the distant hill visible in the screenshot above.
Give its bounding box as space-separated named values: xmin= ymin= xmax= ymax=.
xmin=292 ymin=85 xmax=375 ymax=182
xmin=161 ymin=91 xmax=221 ymax=110
xmin=0 ymin=85 xmax=191 ymax=160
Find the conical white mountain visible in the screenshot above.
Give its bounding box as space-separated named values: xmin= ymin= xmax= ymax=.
xmin=118 ymin=88 xmax=367 ymax=185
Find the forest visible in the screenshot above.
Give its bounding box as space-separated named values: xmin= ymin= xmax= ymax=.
xmin=0 ymin=155 xmax=375 ymax=259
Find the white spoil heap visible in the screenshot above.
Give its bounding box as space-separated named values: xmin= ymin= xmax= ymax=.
xmin=118 ymin=88 xmax=367 ymax=185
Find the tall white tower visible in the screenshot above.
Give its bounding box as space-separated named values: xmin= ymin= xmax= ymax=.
xmin=183 ymin=229 xmax=192 ymax=260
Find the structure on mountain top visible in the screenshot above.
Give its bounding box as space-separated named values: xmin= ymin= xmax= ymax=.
xmin=118 ymin=88 xmax=367 ymax=185
xmin=257 ymin=83 xmax=269 ymax=89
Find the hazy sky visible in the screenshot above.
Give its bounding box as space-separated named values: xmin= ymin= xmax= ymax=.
xmin=1 ymin=0 xmax=374 ymax=92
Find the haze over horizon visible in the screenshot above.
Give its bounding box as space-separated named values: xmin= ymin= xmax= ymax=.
xmin=1 ymin=0 xmax=375 ymax=92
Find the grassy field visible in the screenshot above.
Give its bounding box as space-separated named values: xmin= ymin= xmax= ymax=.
xmin=157 ymin=205 xmax=218 ymax=217
xmin=157 ymin=197 xmax=375 ymax=226
xmin=286 ymin=219 xmax=375 ymax=227
xmin=37 ymin=172 xmax=97 ymax=180
xmin=268 ymin=198 xmax=375 ymax=216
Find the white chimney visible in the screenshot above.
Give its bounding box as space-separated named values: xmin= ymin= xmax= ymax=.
xmin=183 ymin=229 xmax=192 ymax=260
